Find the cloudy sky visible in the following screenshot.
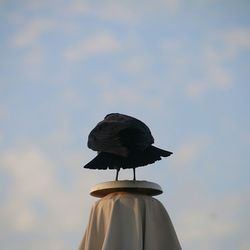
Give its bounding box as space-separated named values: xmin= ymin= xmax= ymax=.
xmin=1 ymin=0 xmax=250 ymax=249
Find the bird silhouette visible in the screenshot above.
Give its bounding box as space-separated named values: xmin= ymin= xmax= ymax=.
xmin=83 ymin=113 xmax=172 ymax=180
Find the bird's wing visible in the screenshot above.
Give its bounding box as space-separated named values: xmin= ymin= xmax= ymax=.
xmin=118 ymin=125 xmax=154 ymax=151
xmin=87 ymin=120 xmax=128 ymax=156
xmin=125 ymin=117 xmax=154 ymax=149
xmin=83 ymin=152 xmax=122 ymax=170
xmin=87 ymin=113 xmax=154 ymax=156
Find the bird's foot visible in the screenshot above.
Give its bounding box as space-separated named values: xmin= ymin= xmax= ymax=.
xmin=133 ymin=168 xmax=136 ymax=181
xmin=115 ymin=168 xmax=120 ymax=181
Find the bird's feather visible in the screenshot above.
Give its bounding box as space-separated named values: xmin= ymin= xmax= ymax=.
xmin=83 ymin=145 xmax=172 ymax=170
xmin=83 ymin=113 xmax=173 ymax=173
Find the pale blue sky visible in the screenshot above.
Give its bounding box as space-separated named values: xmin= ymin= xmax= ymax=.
xmin=1 ymin=0 xmax=250 ymax=249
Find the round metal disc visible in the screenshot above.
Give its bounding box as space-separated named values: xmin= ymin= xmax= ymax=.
xmin=90 ymin=180 xmax=163 ymax=198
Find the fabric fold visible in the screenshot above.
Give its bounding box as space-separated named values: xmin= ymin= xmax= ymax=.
xmin=79 ymin=192 xmax=181 ymax=250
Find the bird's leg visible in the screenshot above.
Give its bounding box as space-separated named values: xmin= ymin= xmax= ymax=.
xmin=115 ymin=168 xmax=120 ymax=181
xmin=133 ymin=168 xmax=136 ymax=181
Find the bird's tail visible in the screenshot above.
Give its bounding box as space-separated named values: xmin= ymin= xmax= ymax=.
xmin=130 ymin=145 xmax=172 ymax=167
xmin=149 ymin=145 xmax=173 ymax=157
xmin=83 ymin=152 xmax=123 ymax=170
xmin=83 ymin=146 xmax=173 ymax=170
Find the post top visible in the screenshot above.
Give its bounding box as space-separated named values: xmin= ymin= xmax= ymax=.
xmin=90 ymin=180 xmax=163 ymax=198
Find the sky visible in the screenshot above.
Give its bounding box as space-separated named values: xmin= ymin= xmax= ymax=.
xmin=0 ymin=0 xmax=250 ymax=249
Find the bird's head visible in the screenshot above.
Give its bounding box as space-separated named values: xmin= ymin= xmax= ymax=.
xmin=104 ymin=113 xmax=120 ymax=119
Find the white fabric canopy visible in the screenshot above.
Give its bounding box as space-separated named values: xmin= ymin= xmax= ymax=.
xmin=79 ymin=192 xmax=182 ymax=250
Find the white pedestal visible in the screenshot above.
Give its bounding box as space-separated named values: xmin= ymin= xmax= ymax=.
xmin=90 ymin=180 xmax=163 ymax=198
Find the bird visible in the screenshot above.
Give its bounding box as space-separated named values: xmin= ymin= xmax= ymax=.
xmin=83 ymin=113 xmax=173 ymax=181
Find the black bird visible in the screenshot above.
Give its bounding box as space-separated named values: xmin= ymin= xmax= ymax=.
xmin=83 ymin=113 xmax=172 ymax=180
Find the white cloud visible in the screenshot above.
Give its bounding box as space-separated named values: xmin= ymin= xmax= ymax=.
xmin=93 ymin=72 xmax=115 ymax=86
xmin=204 ymin=28 xmax=250 ymax=64
xmin=185 ymin=46 xmax=233 ymax=98
xmin=17 ymin=45 xmax=46 ymax=80
xmin=68 ymin=0 xmax=90 ymax=14
xmin=0 ymin=147 xmax=98 ymax=249
xmin=222 ymin=28 xmax=250 ymax=58
xmin=172 ymin=138 xmax=210 ymax=168
xmin=209 ymin=66 xmax=232 ymax=89
xmin=1 ymin=148 xmax=54 ymax=230
xmin=1 ymin=148 xmax=54 ymax=196
xmin=240 ymin=240 xmax=250 ymax=250
xmin=177 ymin=192 xmax=250 ymax=250
xmin=10 ymin=18 xmax=55 ymax=48
xmin=0 ymin=105 xmax=7 ymax=121
xmin=186 ymin=81 xmax=208 ymax=98
xmin=99 ymin=83 xmax=164 ymax=113
xmin=186 ymin=65 xmax=232 ymax=98
xmin=68 ymin=0 xmax=134 ymax=22
xmin=64 ymin=32 xmax=121 ymax=61
xmin=160 ymin=28 xmax=247 ymax=99
xmin=68 ymin=0 xmax=180 ymax=23
xmin=121 ymin=55 xmax=151 ymax=75
xmin=23 ymin=46 xmax=45 ymax=65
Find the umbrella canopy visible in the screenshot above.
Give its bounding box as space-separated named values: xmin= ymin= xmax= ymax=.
xmin=79 ymin=192 xmax=182 ymax=250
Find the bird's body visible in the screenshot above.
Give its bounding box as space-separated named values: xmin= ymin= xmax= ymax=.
xmin=83 ymin=113 xmax=172 ymax=180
